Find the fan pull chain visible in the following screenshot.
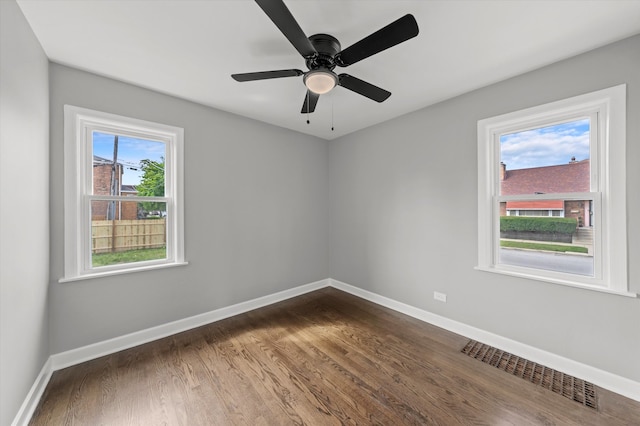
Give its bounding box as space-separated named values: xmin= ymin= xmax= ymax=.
xmin=306 ymin=92 xmax=310 ymax=124
xmin=331 ymin=100 xmax=334 ymax=131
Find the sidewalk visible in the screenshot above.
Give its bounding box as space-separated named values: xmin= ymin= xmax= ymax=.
xmin=500 ymin=238 xmax=593 ymax=256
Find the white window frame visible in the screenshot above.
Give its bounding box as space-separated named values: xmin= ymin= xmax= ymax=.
xmin=476 ymin=85 xmax=634 ymax=297
xmin=62 ymin=105 xmax=187 ymax=281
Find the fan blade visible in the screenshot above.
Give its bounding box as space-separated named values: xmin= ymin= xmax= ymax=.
xmin=232 ymin=69 xmax=304 ymax=82
xmin=336 ymin=14 xmax=419 ymax=67
xmin=255 ymin=0 xmax=317 ymax=58
xmin=338 ymin=74 xmax=391 ymax=102
xmin=301 ymin=90 xmax=320 ymax=113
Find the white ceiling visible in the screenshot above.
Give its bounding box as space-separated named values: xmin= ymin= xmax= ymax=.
xmin=16 ymin=0 xmax=640 ymax=140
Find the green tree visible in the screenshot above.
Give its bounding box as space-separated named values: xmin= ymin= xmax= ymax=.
xmin=137 ymin=158 xmax=165 ymax=214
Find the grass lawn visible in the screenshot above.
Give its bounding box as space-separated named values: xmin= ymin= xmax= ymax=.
xmin=92 ymin=247 xmax=166 ymax=267
xmin=500 ymin=240 xmax=588 ymax=254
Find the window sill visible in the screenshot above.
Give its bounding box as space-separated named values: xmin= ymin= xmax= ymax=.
xmin=59 ymin=261 xmax=189 ymax=283
xmin=474 ymin=265 xmax=637 ymax=298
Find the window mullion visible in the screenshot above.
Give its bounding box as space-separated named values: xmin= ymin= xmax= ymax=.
xmin=496 ymin=192 xmax=596 ymax=203
xmin=87 ymin=195 xmax=170 ymax=203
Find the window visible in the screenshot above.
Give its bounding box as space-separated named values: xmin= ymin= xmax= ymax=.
xmin=62 ymin=106 xmax=186 ymax=281
xmin=476 ymin=85 xmax=632 ymax=296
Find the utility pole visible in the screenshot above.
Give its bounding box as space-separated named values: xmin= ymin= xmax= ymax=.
xmin=108 ymin=135 xmax=119 ymax=252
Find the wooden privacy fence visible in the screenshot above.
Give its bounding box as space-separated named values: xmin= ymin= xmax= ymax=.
xmin=92 ymin=219 xmax=166 ymax=253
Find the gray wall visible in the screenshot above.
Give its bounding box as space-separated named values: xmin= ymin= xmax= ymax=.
xmin=0 ymin=1 xmax=50 ymax=424
xmin=49 ymin=64 xmax=330 ymax=354
xmin=4 ymin=7 xmax=638 ymax=422
xmin=329 ymin=35 xmax=640 ymax=381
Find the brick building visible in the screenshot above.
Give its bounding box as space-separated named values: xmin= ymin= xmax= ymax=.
xmin=92 ymin=155 xmax=138 ymax=220
xmin=499 ymin=159 xmax=591 ymax=227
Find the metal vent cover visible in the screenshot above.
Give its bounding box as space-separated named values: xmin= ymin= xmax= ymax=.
xmin=461 ymin=340 xmax=597 ymax=410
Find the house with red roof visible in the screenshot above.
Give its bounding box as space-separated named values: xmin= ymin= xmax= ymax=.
xmin=499 ymin=158 xmax=591 ymax=227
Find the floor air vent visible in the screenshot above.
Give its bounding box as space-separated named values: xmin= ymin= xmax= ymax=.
xmin=461 ymin=340 xmax=597 ymax=410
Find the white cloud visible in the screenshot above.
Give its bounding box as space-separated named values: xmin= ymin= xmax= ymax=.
xmin=500 ymin=119 xmax=589 ymax=170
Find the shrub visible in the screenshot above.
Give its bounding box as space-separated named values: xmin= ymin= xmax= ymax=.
xmin=500 ymin=216 xmax=577 ymax=234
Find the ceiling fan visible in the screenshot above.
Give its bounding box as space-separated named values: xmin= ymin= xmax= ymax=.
xmin=232 ymin=0 xmax=419 ymax=114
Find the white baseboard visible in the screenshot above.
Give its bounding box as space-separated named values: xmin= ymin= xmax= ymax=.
xmin=11 ymin=358 xmax=53 ymax=426
xmin=13 ymin=278 xmax=327 ymax=426
xmin=328 ymin=278 xmax=640 ymax=403
xmin=51 ymin=278 xmax=329 ymax=371
xmin=15 ymin=276 xmax=639 ymax=425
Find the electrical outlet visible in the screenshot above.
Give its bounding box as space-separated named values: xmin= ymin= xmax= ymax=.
xmin=433 ymin=291 xmax=447 ymax=303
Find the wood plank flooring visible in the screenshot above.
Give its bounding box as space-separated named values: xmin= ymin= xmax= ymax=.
xmin=29 ymin=288 xmax=640 ymax=425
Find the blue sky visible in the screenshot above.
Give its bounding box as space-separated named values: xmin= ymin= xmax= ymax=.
xmin=500 ymin=118 xmax=590 ymax=170
xmin=93 ymin=132 xmax=165 ymax=185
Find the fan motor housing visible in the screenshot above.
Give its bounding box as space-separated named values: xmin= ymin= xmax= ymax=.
xmin=307 ymin=34 xmax=341 ymax=70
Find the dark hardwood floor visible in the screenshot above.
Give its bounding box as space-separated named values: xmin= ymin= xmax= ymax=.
xmin=30 ymin=288 xmax=639 ymax=425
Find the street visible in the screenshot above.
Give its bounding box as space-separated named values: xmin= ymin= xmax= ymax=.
xmin=500 ymin=248 xmax=594 ymax=276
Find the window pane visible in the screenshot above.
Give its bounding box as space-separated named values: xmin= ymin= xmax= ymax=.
xmin=91 ymin=200 xmax=167 ymax=268
xmin=499 ymin=201 xmax=593 ymax=276
xmin=92 ymin=131 xmax=166 ymax=197
xmin=499 ymin=119 xmax=590 ymax=196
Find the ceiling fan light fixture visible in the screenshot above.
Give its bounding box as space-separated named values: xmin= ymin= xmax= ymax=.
xmin=304 ymin=70 xmax=337 ymax=94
